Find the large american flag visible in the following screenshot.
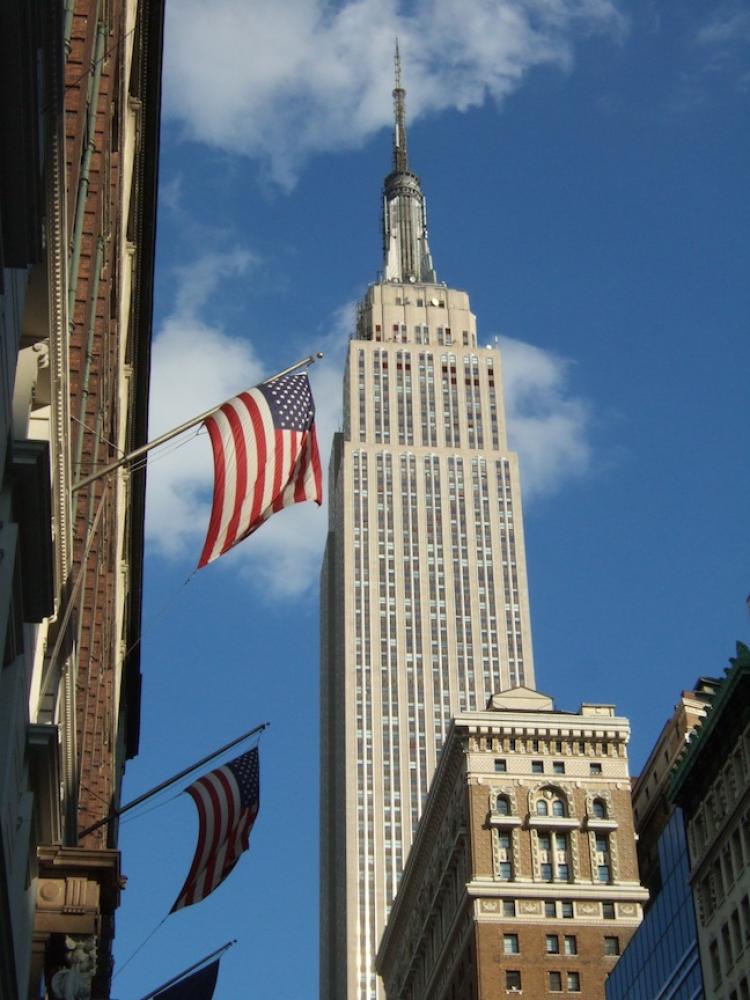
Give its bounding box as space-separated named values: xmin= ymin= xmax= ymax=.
xmin=197 ymin=370 xmax=323 ymax=568
xmin=171 ymin=747 xmax=260 ymax=912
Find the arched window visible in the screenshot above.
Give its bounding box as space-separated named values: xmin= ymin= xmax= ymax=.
xmin=592 ymin=799 xmax=607 ymax=819
xmin=497 ymin=795 xmax=511 ymax=815
xmin=536 ymin=799 xmax=549 ymax=816
xmin=552 ymin=798 xmax=566 ymax=817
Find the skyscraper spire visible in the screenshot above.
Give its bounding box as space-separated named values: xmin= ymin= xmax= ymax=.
xmin=382 ymin=42 xmax=437 ymax=283
xmin=393 ymin=39 xmax=408 ymax=173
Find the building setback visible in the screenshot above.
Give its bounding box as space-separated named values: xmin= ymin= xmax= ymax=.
xmin=0 ymin=1 xmax=163 ymax=996
xmin=670 ymin=643 xmax=750 ymax=1000
xmin=320 ymin=59 xmax=535 ymax=998
xmin=376 ymin=688 xmax=648 ymax=999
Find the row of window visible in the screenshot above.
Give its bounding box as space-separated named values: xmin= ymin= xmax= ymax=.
xmin=495 ymin=793 xmax=609 ymax=819
xmin=503 ymin=932 xmax=619 ymax=956
xmin=367 ymin=323 xmax=474 ymax=347
xmin=494 ymin=758 xmax=604 ymax=776
xmin=495 ymin=829 xmax=613 ymax=884
xmin=504 ymin=970 xmax=581 ymax=992
xmin=499 ymin=898 xmax=619 ymax=919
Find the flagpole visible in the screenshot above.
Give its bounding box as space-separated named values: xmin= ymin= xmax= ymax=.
xmin=78 ymin=722 xmax=269 ymax=839
xmin=71 ymin=351 xmax=324 ymax=495
xmin=137 ymin=940 xmax=236 ymax=1000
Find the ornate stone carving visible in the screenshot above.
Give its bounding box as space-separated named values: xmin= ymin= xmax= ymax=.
xmin=50 ymin=935 xmax=97 ymax=999
xmin=519 ymin=899 xmax=541 ymax=914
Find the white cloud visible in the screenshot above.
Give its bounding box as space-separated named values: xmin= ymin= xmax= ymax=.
xmin=163 ymin=0 xmax=626 ymax=188
xmin=145 ymin=250 xmax=264 ymax=559
xmin=145 ymin=259 xmax=592 ymax=599
xmin=496 ymin=335 xmax=592 ymax=496
xmin=696 ymin=4 xmax=750 ymax=48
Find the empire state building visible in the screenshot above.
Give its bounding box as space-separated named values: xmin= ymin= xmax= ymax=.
xmin=320 ymin=57 xmax=535 ymax=999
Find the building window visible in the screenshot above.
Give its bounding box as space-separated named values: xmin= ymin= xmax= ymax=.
xmin=536 ymin=800 xmax=549 ymax=816
xmin=495 ymin=758 xmax=507 ymax=773
xmin=552 ymin=799 xmax=566 ymax=817
xmin=503 ymin=900 xmax=516 ymax=917
xmin=505 ymin=970 xmax=521 ymax=991
xmin=590 ymin=763 xmax=603 ymax=775
xmin=545 ymin=900 xmax=556 ymax=917
xmin=546 ymin=934 xmax=560 ymax=954
xmin=497 ymin=795 xmax=511 ymax=815
xmin=532 ymin=760 xmax=544 ymax=774
xmin=596 ymin=833 xmax=612 ymax=883
xmin=562 ymin=901 xmax=574 ymax=919
xmin=553 ymin=761 xmax=565 ymax=775
xmin=604 ymin=936 xmax=620 ymax=956
xmin=498 ymin=862 xmax=512 ymax=880
xmin=503 ymin=934 xmax=519 ymax=955
xmin=564 ymin=935 xmax=577 ymax=956
xmin=567 ymin=972 xmax=581 ymax=992
xmin=538 ymin=831 xmax=571 ymax=882
xmin=602 ymin=902 xmax=615 ymax=919
xmin=709 ymin=939 xmax=722 ymax=988
xmin=592 ymin=799 xmax=607 ymax=818
xmin=548 ymin=971 xmax=562 ymax=992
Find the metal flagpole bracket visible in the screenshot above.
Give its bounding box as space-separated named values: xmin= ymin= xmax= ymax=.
xmin=71 ymin=352 xmax=325 ymax=495
xmin=78 ymin=721 xmax=270 ymax=839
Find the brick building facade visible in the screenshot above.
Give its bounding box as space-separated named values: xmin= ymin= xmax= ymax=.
xmin=0 ymin=1 xmax=163 ymax=996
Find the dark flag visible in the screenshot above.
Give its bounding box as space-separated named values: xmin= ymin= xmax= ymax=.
xmin=171 ymin=747 xmax=260 ymax=911
xmin=153 ymin=959 xmax=219 ymax=1000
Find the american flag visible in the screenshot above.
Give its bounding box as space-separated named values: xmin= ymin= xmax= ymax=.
xmin=197 ymin=370 xmax=323 ymax=568
xmin=171 ymin=747 xmax=260 ymax=912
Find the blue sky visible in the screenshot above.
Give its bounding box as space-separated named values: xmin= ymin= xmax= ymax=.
xmin=113 ymin=2 xmax=750 ymax=996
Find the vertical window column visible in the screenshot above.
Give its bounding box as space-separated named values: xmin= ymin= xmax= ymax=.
xmin=424 ymin=456 xmax=450 ymax=747
xmin=395 ymin=351 xmax=414 ymax=445
xmin=401 ymin=454 xmax=426 ymax=826
xmin=353 ymin=451 xmax=375 ymax=996
xmin=357 ymin=350 xmax=366 ymax=442
xmin=418 ymin=352 xmax=437 ymax=446
xmin=464 ymin=354 xmax=483 ymax=448
xmin=448 ymin=457 xmax=474 ymax=710
xmin=487 ymin=356 xmax=500 ymax=450
xmin=440 ymin=353 xmax=460 ymax=447
xmin=373 ymin=350 xmax=391 ymax=443
xmin=377 ymin=453 xmax=401 ymax=895
xmin=496 ymin=459 xmax=525 ymax=686
xmin=472 ymin=458 xmax=499 ymax=702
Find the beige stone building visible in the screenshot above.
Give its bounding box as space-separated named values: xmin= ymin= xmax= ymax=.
xmin=670 ymin=644 xmax=750 ymax=1000
xmin=376 ymin=688 xmax=648 ymax=999
xmin=321 ymin=62 xmax=534 ymax=998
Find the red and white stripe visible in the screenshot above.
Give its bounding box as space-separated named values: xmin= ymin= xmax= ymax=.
xmin=197 ymin=386 xmax=322 ymax=569
xmin=171 ymin=764 xmax=258 ymax=912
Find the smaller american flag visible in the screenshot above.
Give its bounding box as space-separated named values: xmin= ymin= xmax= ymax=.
xmin=198 ymin=370 xmax=323 ymax=568
xmin=171 ymin=747 xmax=260 ymax=912
xmin=153 ymin=959 xmax=220 ymax=999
